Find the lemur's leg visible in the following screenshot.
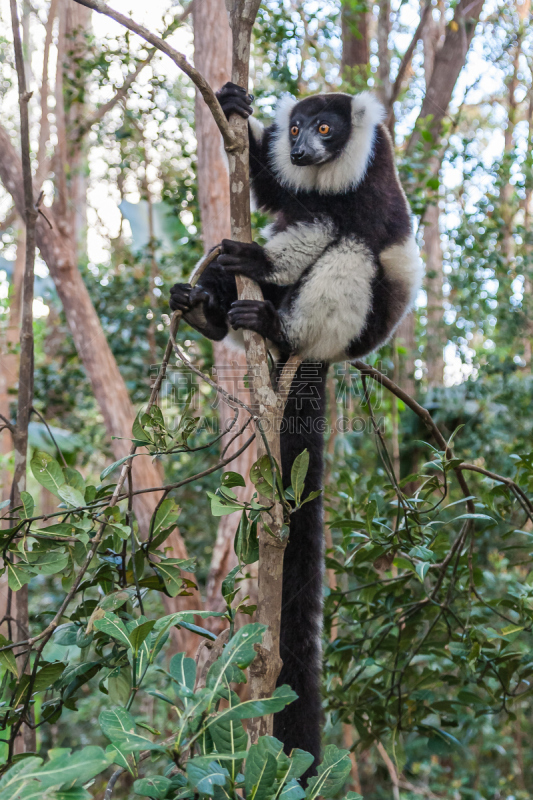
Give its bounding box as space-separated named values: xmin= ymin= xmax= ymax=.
xmin=227 ymin=299 xmax=288 ymax=349
xmin=215 ymin=239 xmax=290 ymax=349
xmin=169 ymin=260 xmax=238 ymax=342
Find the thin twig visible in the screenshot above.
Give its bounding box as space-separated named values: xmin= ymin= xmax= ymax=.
xmin=386 ymin=0 xmax=432 ymax=120
xmin=31 ymin=406 xmax=68 ymax=468
xmin=74 ymin=0 xmax=195 ymax=139
xmin=8 ymin=0 xmax=40 ymax=755
xmin=70 ymin=0 xmax=235 ymax=149
xmin=34 ymin=0 xmax=59 ymax=191
xmin=0 ymin=413 xmax=15 ymax=434
xmin=353 ymin=360 xmax=475 ymax=514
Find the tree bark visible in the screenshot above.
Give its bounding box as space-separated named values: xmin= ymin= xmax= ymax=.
xmin=406 ymin=0 xmax=485 ymax=156
xmin=421 ymin=1 xmax=445 ymax=388
xmin=192 ymin=0 xmax=258 ymax=627
xmin=224 ymin=0 xmax=294 ymax=739
xmin=0 ymin=13 xmax=201 ymax=651
xmin=10 ymin=0 xmax=39 ymax=753
xmin=341 ymin=0 xmax=369 ymax=76
xmin=377 ymin=0 xmax=391 ymax=105
xmin=423 ymin=202 xmax=445 ymax=387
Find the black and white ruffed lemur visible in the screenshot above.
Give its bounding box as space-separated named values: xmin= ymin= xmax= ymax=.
xmin=170 ymin=83 xmax=422 ymax=776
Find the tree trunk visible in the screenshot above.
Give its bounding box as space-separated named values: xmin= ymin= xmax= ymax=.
xmin=395 ymin=314 xmax=417 ymax=398
xmin=192 ymin=0 xmax=258 ymax=626
xmin=0 ymin=224 xmax=24 ymax=642
xmin=341 ymin=0 xmax=369 ymax=79
xmin=424 ymin=202 xmax=445 ymax=387
xmin=421 ymin=1 xmax=445 ymax=388
xmin=376 ymin=0 xmax=391 ymax=105
xmin=0 ymin=6 xmax=201 ymax=653
xmin=406 ymin=0 xmax=485 ymax=156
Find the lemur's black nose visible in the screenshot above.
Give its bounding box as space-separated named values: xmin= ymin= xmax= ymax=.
xmin=291 ymin=149 xmax=306 ymax=164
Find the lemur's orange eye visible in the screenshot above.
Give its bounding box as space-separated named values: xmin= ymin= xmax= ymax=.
xmin=290 ymin=125 xmax=299 ymax=136
xmin=318 ymin=123 xmax=330 ymax=135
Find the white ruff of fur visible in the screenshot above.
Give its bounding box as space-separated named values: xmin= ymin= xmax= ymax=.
xmin=380 ymin=234 xmax=424 ymax=306
xmin=281 ymin=237 xmax=375 ymax=362
xmin=248 ymin=116 xmax=265 ymax=143
xmin=270 ymin=92 xmax=385 ymax=194
xmin=264 ymin=219 xmax=335 ymax=284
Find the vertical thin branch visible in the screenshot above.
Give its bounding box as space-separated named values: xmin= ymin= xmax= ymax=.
xmin=224 ymin=0 xmax=289 ymax=742
xmin=9 ymin=0 xmax=38 ymax=753
xmin=35 ymin=0 xmax=59 ymax=191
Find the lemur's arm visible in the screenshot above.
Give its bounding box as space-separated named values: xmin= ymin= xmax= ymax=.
xmin=216 ymin=82 xmax=286 ymax=213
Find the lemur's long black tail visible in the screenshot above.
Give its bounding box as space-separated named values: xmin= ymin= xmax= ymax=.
xmin=273 ymin=360 xmax=329 ymax=780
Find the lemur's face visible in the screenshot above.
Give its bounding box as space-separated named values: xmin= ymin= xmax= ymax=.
xmin=288 ymin=95 xmax=352 ymax=167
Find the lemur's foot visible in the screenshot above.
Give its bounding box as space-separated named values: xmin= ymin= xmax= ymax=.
xmin=215 ymin=82 xmax=254 ymax=120
xmin=217 ymin=239 xmax=270 ymax=282
xmin=228 ymin=299 xmax=283 ymax=342
xmin=169 ymin=283 xmax=210 ymax=313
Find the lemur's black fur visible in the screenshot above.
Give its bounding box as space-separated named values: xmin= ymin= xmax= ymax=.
xmin=170 ymin=82 xmax=421 ymax=779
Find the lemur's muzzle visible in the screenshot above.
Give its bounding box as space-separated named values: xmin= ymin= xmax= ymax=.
xmin=291 ymin=148 xmax=315 ymax=166
xmin=290 ymin=130 xmax=322 ymax=166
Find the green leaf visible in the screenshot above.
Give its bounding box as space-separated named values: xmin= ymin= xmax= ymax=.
xmin=132 ymin=410 xmax=152 ymax=443
xmin=179 ymin=620 xmax=217 ymax=641
xmin=501 ymin=624 xmax=525 ymax=636
xmin=99 ymin=588 xmax=137 ymax=612
xmin=305 ymin=745 xmax=351 ymax=799
xmin=170 ymin=652 xmax=196 ymax=691
xmin=234 ymin=511 xmax=259 ymax=566
xmin=133 ymin=776 xmax=172 ymax=799
xmin=0 ymin=635 xmax=18 ymax=677
xmin=221 ymin=564 xmax=241 ymax=600
xmin=100 ymin=456 xmax=133 ymax=481
xmin=93 ymin=613 xmax=132 ymax=648
xmin=108 ymin=669 xmax=132 ymax=706
xmin=57 ymin=485 xmax=86 ymax=508
xmin=155 ymin=561 xmax=186 ymax=597
xmin=128 ymin=620 xmax=156 ymax=654
xmin=291 ymin=449 xmax=309 ymax=504
xmin=222 ymin=471 xmax=246 ymax=488
xmin=187 ymin=760 xmax=229 ymax=796
xmin=245 ymin=745 xmax=277 ymax=800
xmin=26 ymin=550 xmax=69 ymax=576
xmin=206 ymin=623 xmax=266 ymax=689
xmin=99 ymin=707 xmax=136 ymax=741
xmin=279 ymin=780 xmax=306 ymax=799
xmin=209 ymin=685 xmax=297 ymax=727
xmin=20 ymin=491 xmax=34 ymax=519
xmin=210 ymin=715 xmax=248 ymax=758
xmin=26 ymin=746 xmax=112 ymax=789
xmin=207 ymin=491 xmax=245 ymax=517
xmin=0 ymin=757 xmax=42 ymax=796
xmin=30 ymin=450 xmax=65 ymax=496
xmin=55 ymin=789 xmax=92 ymax=799
xmin=299 ymin=489 xmax=321 ymax=507
xmin=64 ymin=468 xmax=85 ymax=494
xmin=100 ymin=709 xmax=163 ymax=753
xmin=7 ymin=561 xmax=32 ymax=591
xmin=346 ymin=794 xmax=363 ymax=799
xmin=152 ymin=498 xmax=181 ymax=537
xmin=287 ymin=750 xmax=315 ymax=781
xmin=415 ymin=561 xmax=430 ymax=582
xmin=33 ymin=662 xmax=65 ymax=691
xmin=250 ymin=454 xmax=282 ymax=500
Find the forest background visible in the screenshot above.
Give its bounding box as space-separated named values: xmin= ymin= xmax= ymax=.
xmin=0 ymin=0 xmax=533 ymax=797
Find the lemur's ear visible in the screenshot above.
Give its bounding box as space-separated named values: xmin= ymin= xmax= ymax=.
xmin=350 ymin=92 xmax=385 ymax=129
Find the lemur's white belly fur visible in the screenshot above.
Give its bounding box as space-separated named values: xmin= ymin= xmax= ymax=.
xmin=281 ymin=237 xmax=375 ymax=362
